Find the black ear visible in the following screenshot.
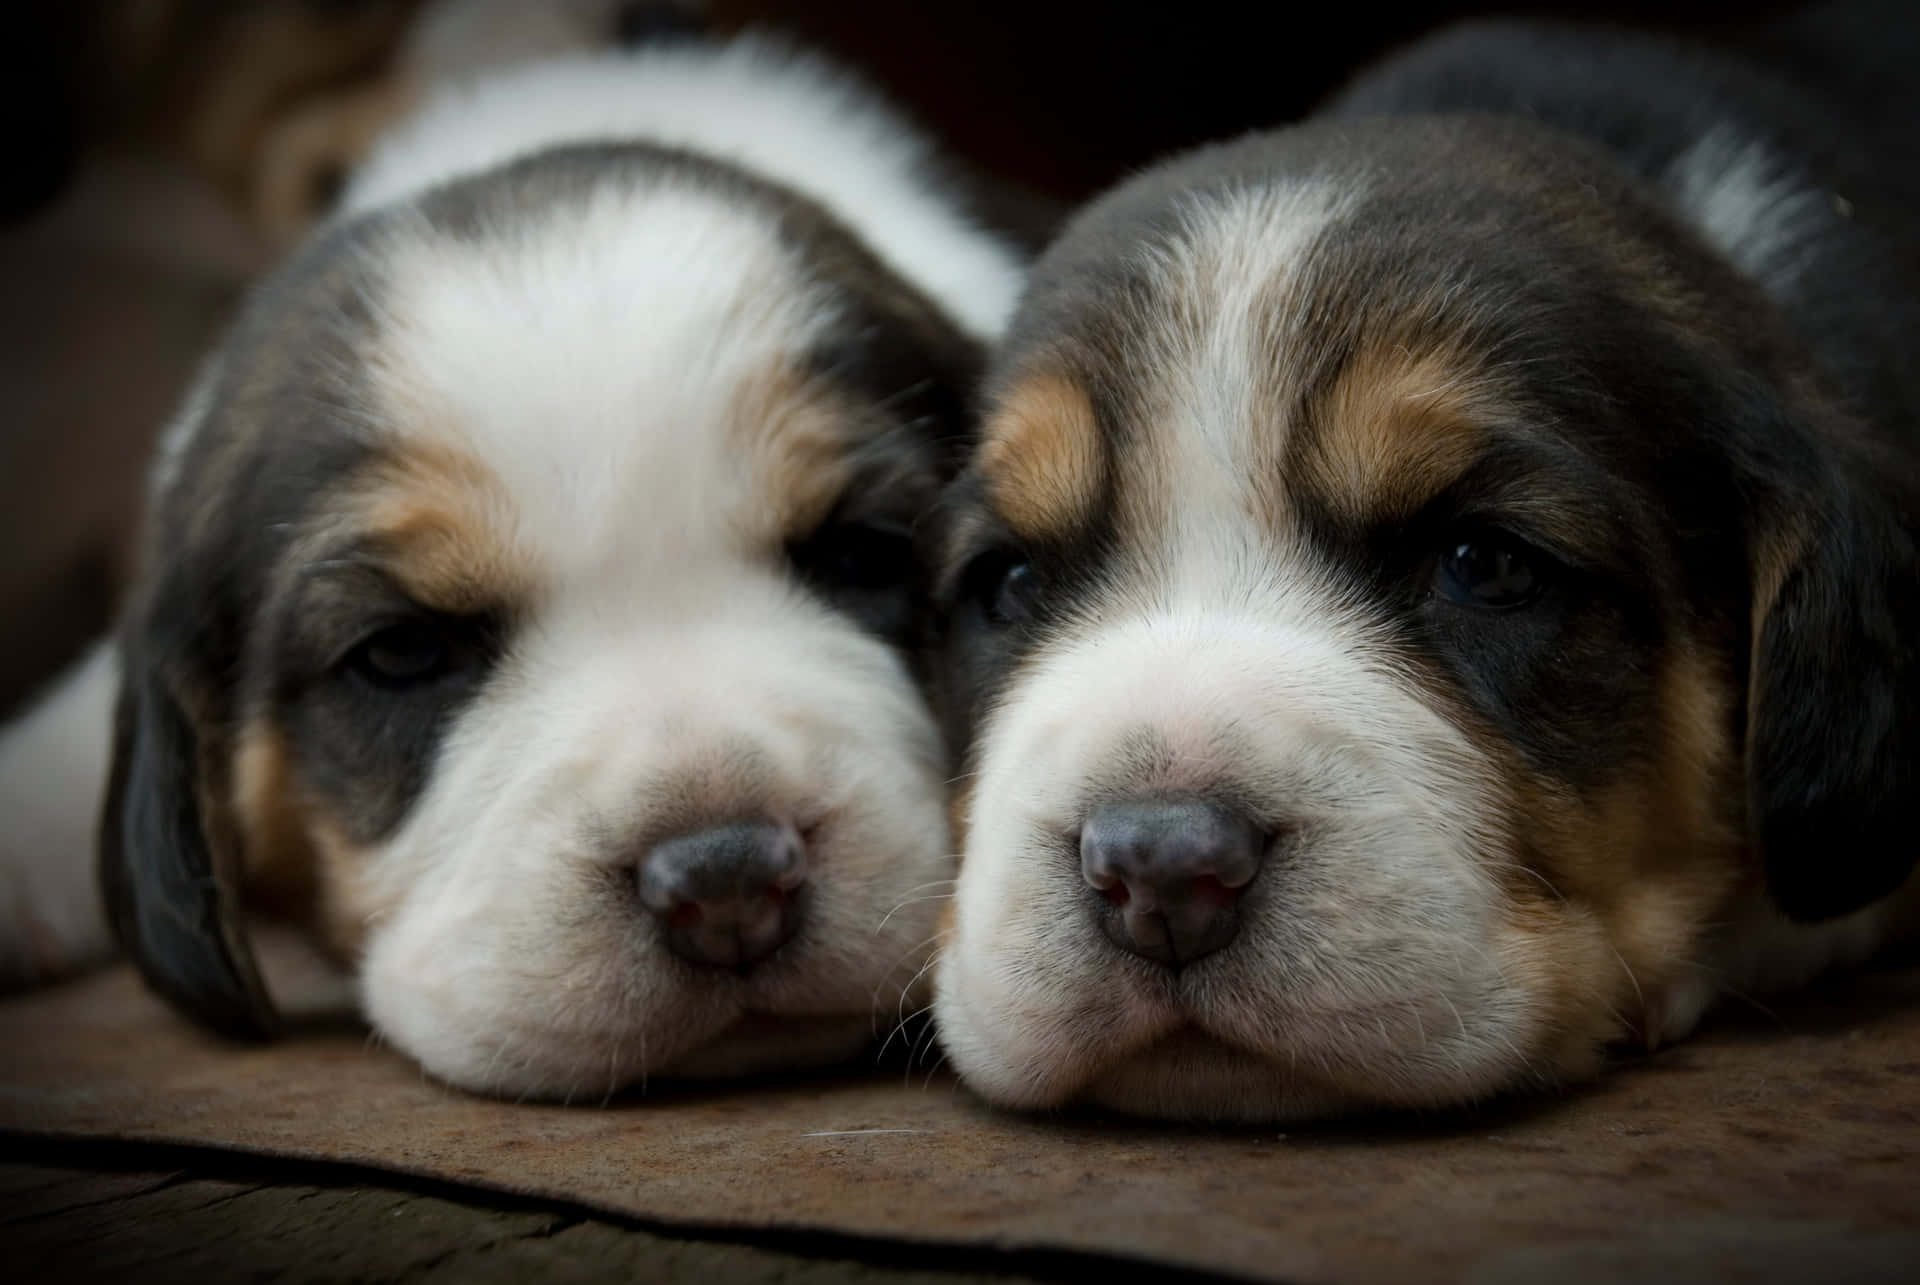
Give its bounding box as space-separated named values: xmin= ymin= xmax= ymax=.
xmin=99 ymin=647 xmax=278 ymax=1038
xmin=1748 ymin=461 xmax=1920 ymax=922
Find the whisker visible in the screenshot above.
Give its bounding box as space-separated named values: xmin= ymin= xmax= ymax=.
xmin=869 ymin=932 xmax=949 ymax=1043
xmin=920 ymin=1051 xmax=950 ymax=1090
xmin=876 ymin=1000 xmax=935 ymax=1063
xmin=1608 ymin=944 xmax=1647 ymax=1014
xmin=875 ymin=891 xmax=956 ymax=934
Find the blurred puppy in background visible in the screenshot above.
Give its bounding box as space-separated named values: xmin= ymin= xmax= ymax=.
xmin=933 ymin=6 xmax=1919 ymax=1122
xmin=1 ymin=19 xmax=1023 ymax=1100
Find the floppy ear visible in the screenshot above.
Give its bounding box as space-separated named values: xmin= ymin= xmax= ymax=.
xmin=1747 ymin=456 xmax=1920 ymax=922
xmin=98 ymin=643 xmax=279 ymax=1038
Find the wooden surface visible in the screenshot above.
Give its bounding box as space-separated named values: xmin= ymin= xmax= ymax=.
xmin=4 ymin=943 xmax=1920 ymax=1283
xmin=0 ymin=1148 xmax=1099 ymax=1284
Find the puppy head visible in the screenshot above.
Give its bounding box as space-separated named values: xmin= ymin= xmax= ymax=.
xmin=933 ymin=118 xmax=1920 ymax=1121
xmin=103 ymin=141 xmax=988 ymax=1097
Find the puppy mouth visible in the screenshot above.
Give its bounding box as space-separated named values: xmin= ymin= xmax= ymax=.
xmin=980 ymin=971 xmax=1492 ymax=1121
xmin=1075 ymin=1022 xmax=1378 ymax=1123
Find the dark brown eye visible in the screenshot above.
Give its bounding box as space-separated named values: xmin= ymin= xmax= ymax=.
xmin=961 ymin=550 xmax=1040 ymax=627
xmin=790 ymin=521 xmax=917 ymax=592
xmin=1433 ymin=532 xmax=1545 ymax=609
xmin=347 ymin=621 xmax=452 ymax=686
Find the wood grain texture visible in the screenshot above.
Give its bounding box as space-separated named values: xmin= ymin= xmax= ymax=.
xmin=2 ymin=937 xmax=1919 ymax=1282
xmin=1 ymin=1155 xmax=1091 ymax=1284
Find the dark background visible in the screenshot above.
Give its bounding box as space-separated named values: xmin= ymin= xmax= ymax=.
xmin=10 ymin=1 xmax=1798 ymax=213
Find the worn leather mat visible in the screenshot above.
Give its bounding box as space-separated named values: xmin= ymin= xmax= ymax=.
xmin=2 ymin=939 xmax=1918 ymax=1284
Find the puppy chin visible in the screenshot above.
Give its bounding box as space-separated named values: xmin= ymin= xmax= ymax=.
xmin=933 ymin=975 xmax=1304 ymax=1122
xmin=936 ymin=955 xmax=1542 ymax=1124
xmin=1081 ymin=1032 xmax=1356 ymax=1124
xmin=359 ymin=975 xmax=726 ymax=1101
xmin=929 ymin=937 xmax=1159 ymax=1114
xmin=1077 ymin=1007 xmax=1587 ymax=1124
xmin=363 ymin=972 xmax=877 ymax=1101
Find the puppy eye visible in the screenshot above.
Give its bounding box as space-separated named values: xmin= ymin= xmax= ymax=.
xmin=1432 ymin=531 xmax=1546 ymax=609
xmin=789 ymin=521 xmax=917 ymax=591
xmin=961 ymin=550 xmax=1040 ymax=627
xmin=345 ymin=620 xmax=454 ymax=686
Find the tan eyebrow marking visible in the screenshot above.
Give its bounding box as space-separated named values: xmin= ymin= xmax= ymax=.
xmin=977 ymin=371 xmax=1106 ymax=542
xmin=733 ymin=364 xmax=858 ymax=542
xmin=1300 ymin=338 xmax=1497 ymax=525
xmin=350 ymin=439 xmax=529 ymax=614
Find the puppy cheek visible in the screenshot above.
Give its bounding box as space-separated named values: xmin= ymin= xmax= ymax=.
xmin=230 ymin=722 xmax=384 ymax=962
xmin=1488 ymin=894 xmax=1627 ymax=1086
xmin=357 ymin=919 xmax=503 ymax=1092
xmin=931 ymin=928 xmax=1059 ymax=1109
xmin=810 ymin=655 xmax=960 ymax=981
xmin=934 ymin=813 xmax=1134 ymax=1110
xmin=1498 ymin=647 xmax=1745 ymax=1055
xmin=947 ymin=774 xmax=975 ymax=863
xmin=353 ymin=875 xmax=591 ymax=1098
xmin=230 ymin=724 xmax=316 ymax=916
xmin=933 ymin=831 xmax=1055 ymax=1106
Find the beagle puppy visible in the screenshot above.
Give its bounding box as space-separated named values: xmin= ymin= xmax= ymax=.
xmin=932 ymin=14 xmax=1920 ymax=1121
xmin=5 ymin=32 xmax=1024 ymax=1098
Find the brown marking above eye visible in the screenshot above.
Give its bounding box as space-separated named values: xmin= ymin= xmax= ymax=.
xmin=734 ymin=365 xmax=860 ymax=544
xmin=977 ymin=371 xmax=1106 ymax=544
xmin=1297 ymin=337 xmax=1499 ymax=527
xmin=350 ymin=440 xmax=532 ymax=615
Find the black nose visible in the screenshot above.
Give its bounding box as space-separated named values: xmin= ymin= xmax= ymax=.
xmin=1080 ymin=798 xmax=1266 ymax=967
xmin=638 ymin=821 xmax=806 ymax=970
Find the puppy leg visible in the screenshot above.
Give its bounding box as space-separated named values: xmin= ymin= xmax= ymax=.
xmin=0 ymin=640 xmax=116 ymax=988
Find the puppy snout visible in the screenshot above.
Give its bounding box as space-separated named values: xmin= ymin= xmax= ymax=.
xmin=1079 ymin=798 xmax=1266 ymax=967
xmin=637 ymin=820 xmax=807 ymax=970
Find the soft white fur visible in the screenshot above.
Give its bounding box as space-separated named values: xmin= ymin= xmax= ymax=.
xmin=342 ymin=36 xmax=1023 ymax=341
xmin=936 ymin=599 xmax=1531 ymax=1120
xmin=0 ymin=642 xmax=117 ymax=985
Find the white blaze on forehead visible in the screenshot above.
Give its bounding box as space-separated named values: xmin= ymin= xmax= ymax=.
xmin=1126 ymin=182 xmax=1354 ymax=575
xmin=372 ymin=184 xmax=829 ymax=578
xmin=342 ymin=38 xmax=1024 ymax=341
xmin=330 ymin=178 xmax=958 ymax=1097
xmin=936 ymin=176 xmax=1541 ymax=1116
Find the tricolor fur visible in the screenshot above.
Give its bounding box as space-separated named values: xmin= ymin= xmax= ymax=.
xmin=14 ymin=33 xmax=1024 ymax=1098
xmin=932 ymin=12 xmax=1920 ymax=1122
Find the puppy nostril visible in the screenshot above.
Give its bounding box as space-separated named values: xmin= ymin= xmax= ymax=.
xmin=1190 ymin=873 xmax=1241 ymax=906
xmin=1078 ymin=796 xmax=1268 ymax=968
xmin=770 ymin=842 xmax=808 ymax=891
xmin=637 ymin=819 xmax=807 ymax=970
